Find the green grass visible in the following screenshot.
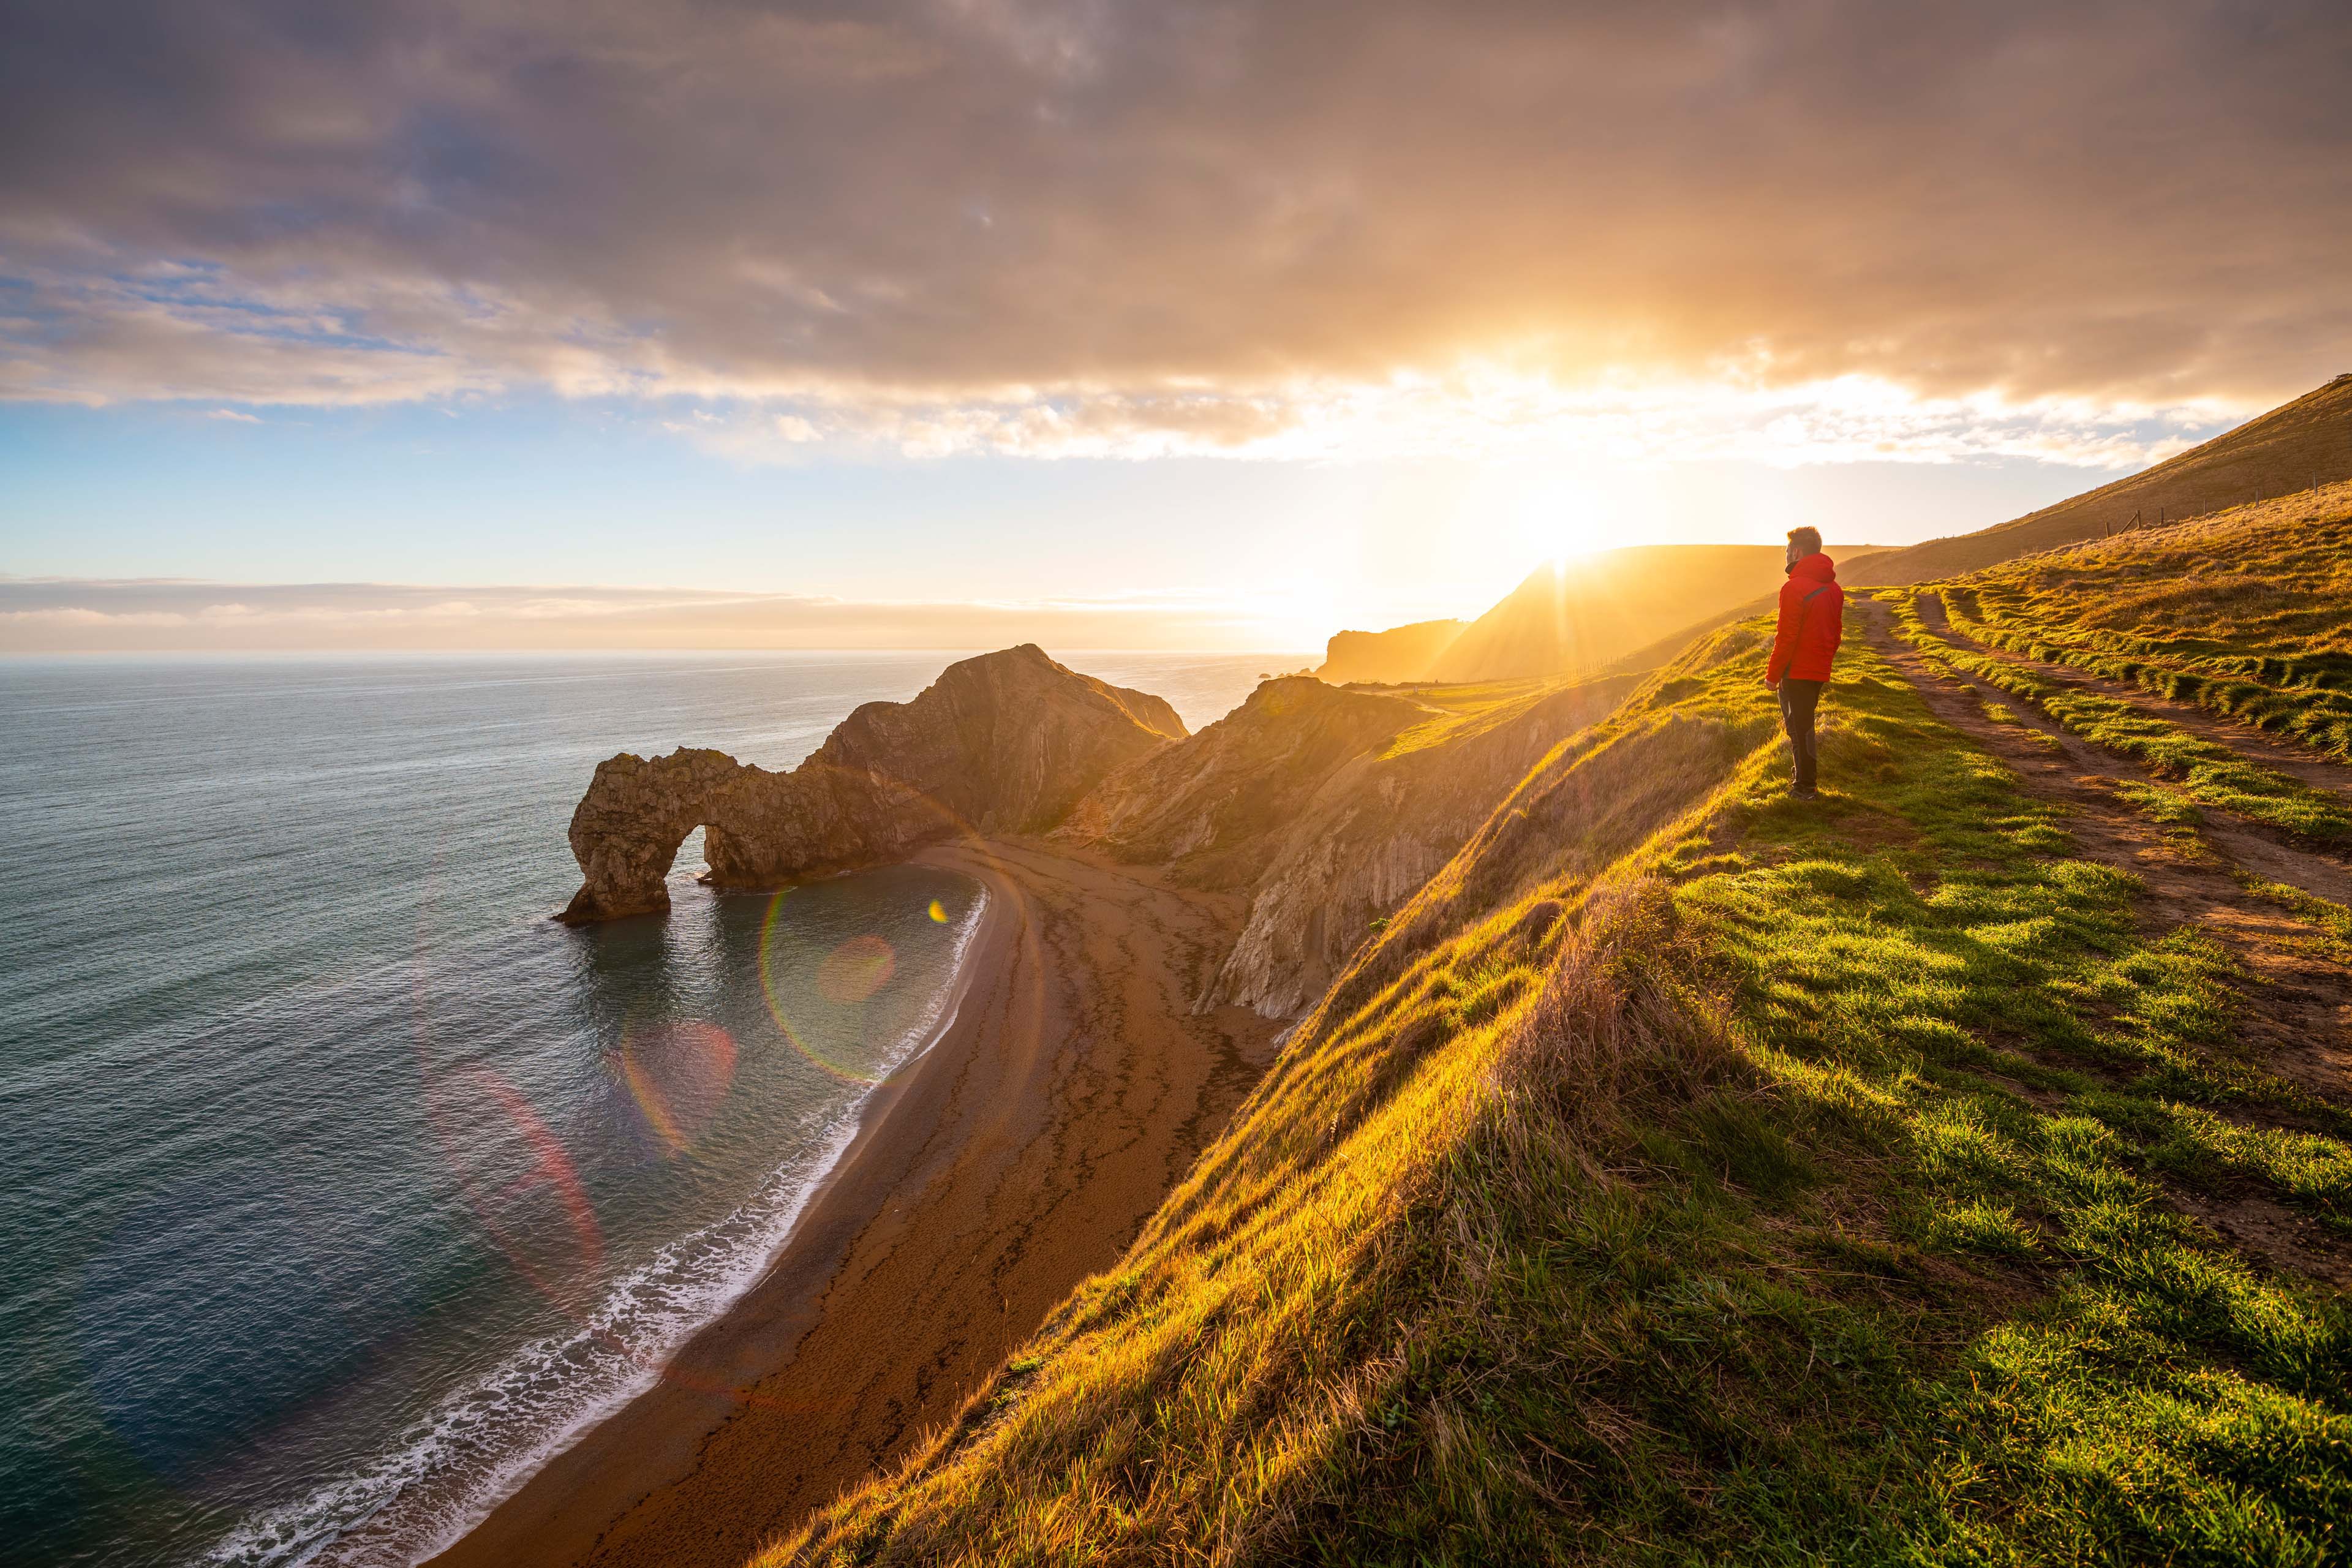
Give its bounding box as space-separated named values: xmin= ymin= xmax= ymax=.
xmin=1368 ymin=674 xmax=1638 ymax=762
xmin=1927 ymin=482 xmax=2352 ymax=761
xmin=763 ymin=618 xmax=2352 ymax=1567
xmin=1885 ymin=593 xmax=2352 ymax=843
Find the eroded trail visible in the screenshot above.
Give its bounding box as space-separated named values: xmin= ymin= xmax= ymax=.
xmin=1860 ymin=598 xmax=2352 ymax=1281
xmin=428 ymin=840 xmax=1282 ymax=1568
xmin=1891 ymin=597 xmax=2352 ymax=908
xmin=1915 ymin=590 xmax=2352 ymax=799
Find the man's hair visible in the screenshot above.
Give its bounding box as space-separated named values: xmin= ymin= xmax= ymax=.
xmin=1787 ymin=526 xmax=1823 ymax=556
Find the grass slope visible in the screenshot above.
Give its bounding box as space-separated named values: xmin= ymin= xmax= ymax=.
xmin=1921 ymin=481 xmax=2352 ymax=760
xmin=764 ymin=609 xmax=2352 ymax=1566
xmin=1849 ymin=376 xmax=2352 ymax=587
xmin=1882 ymin=595 xmax=2352 ymax=845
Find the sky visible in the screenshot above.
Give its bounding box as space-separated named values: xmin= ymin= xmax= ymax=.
xmin=4 ymin=0 xmax=2348 ymax=651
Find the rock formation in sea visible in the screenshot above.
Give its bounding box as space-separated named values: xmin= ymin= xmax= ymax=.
xmin=559 ymin=644 xmax=1630 ymax=1021
xmin=557 ymin=645 xmax=1184 ymax=922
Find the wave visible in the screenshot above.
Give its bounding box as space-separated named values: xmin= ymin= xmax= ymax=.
xmin=203 ymin=889 xmax=989 ymax=1568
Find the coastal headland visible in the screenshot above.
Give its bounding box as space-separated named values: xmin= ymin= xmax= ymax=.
xmin=432 ymin=834 xmax=1283 ymax=1567
xmin=441 ymin=642 xmax=1626 ymax=1564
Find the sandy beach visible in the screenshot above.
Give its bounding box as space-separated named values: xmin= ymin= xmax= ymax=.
xmin=424 ymin=834 xmax=1282 ymax=1568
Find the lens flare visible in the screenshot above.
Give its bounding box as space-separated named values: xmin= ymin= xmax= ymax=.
xmin=427 ymin=1066 xmax=605 ymax=1305
xmin=758 ymin=892 xmax=873 ymax=1084
xmin=928 ymin=899 xmax=948 ymax=922
xmin=816 ymin=933 xmax=896 ymax=1004
xmin=611 ymin=1019 xmax=737 ymax=1157
xmin=758 ymin=892 xmax=934 ymax=1083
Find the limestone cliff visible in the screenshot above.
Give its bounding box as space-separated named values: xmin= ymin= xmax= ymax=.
xmin=558 ymin=645 xmax=1183 ymax=922
xmin=1197 ymin=677 xmax=1631 ymax=1014
xmin=1059 ymin=678 xmax=1430 ymax=888
xmin=1060 ymin=674 xmax=1634 ymax=1016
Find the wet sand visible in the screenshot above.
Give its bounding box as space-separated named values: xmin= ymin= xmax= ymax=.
xmin=426 ymin=836 xmax=1282 ymax=1568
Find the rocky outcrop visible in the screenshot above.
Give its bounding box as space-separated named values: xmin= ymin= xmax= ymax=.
xmin=1197 ymin=677 xmax=1632 ymax=1014
xmin=1314 ymin=619 xmax=1466 ymax=684
xmin=558 ymin=645 xmax=1183 ymax=922
xmin=1060 ymin=678 xmax=1431 ymax=888
xmin=1060 ymin=673 xmax=1635 ymax=1016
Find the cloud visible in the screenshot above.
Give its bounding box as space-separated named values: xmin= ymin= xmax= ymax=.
xmin=2 ymin=1 xmax=2346 ymax=455
xmin=0 ymin=577 xmax=1311 ymax=652
xmin=663 ymin=370 xmax=2228 ymax=470
xmin=206 ymin=408 xmax=260 ymax=422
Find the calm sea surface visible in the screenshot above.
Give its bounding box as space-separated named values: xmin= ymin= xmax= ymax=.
xmin=0 ymin=649 xmax=1289 ymax=1567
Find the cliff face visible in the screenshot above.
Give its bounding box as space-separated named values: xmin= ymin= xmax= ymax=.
xmin=1060 ymin=678 xmax=1430 ymax=888
xmin=558 ymin=645 xmax=1183 ymax=922
xmin=1314 ymin=619 xmax=1465 ymax=684
xmin=1060 ymin=674 xmax=1634 ymax=1016
xmin=1197 ymin=677 xmax=1632 ymax=1014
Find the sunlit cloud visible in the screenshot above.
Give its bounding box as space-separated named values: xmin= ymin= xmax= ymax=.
xmin=2 ymin=0 xmax=2343 ymax=456
xmin=652 ymin=368 xmax=2226 ymax=470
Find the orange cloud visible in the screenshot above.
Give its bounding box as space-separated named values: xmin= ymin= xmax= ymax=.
xmin=2 ymin=0 xmax=2344 ymax=445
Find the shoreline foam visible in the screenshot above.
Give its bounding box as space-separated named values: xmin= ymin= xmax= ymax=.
xmin=205 ymin=878 xmax=995 ymax=1568
xmin=421 ymin=836 xmax=1282 ymax=1568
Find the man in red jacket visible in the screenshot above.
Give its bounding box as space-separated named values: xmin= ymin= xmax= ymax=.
xmin=1765 ymin=526 xmax=1844 ymax=799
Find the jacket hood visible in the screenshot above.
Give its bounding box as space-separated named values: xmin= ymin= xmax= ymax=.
xmin=1789 ymin=551 xmax=1838 ymax=584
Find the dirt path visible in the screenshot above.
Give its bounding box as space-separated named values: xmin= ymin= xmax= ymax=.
xmin=1899 ymin=596 xmax=2352 ymax=909
xmin=425 ymin=839 xmax=1282 ymax=1568
xmin=1914 ymin=592 xmax=2352 ymax=799
xmin=1863 ymin=599 xmax=2352 ymax=1283
xmin=1860 ymin=600 xmax=2352 ymax=1170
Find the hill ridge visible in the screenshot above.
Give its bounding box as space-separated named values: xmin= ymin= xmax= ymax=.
xmin=1848 ymin=373 xmax=2352 ymax=584
xmin=760 ymin=484 xmax=2352 ymax=1566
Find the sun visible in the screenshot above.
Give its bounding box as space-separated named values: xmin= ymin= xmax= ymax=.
xmin=1504 ymin=469 xmax=1613 ymax=568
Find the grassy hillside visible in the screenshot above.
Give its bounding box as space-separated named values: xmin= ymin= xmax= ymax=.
xmin=1426 ymin=545 xmax=1879 ymax=685
xmin=1848 ymin=375 xmax=2352 ymax=586
xmin=1901 ymin=481 xmax=2352 ymax=763
xmin=760 ymin=500 xmax=2352 ymax=1566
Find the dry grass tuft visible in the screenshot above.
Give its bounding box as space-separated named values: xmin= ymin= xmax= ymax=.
xmin=1488 ymin=878 xmax=1734 ymax=1144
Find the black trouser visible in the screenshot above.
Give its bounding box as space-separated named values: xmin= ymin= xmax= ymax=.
xmin=1779 ymin=678 xmax=1824 ymax=791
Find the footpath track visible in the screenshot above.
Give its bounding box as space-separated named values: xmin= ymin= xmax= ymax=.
xmin=1859 ymin=598 xmax=2352 ymax=1294
xmin=1915 ymin=592 xmax=2352 ymax=799
xmin=1893 ymin=597 xmax=2352 ymax=903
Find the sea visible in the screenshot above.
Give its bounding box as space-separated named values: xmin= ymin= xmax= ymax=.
xmin=0 ymin=649 xmax=1291 ymax=1568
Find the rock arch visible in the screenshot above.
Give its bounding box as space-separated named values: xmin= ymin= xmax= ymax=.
xmin=558 ymin=749 xmax=747 ymax=923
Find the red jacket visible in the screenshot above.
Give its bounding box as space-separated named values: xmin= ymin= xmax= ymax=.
xmin=1767 ymin=553 xmax=1843 ymax=684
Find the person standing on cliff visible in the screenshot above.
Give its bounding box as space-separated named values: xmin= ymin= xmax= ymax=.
xmin=1764 ymin=525 xmax=1844 ymax=800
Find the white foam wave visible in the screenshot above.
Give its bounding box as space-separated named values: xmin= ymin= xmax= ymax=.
xmin=203 ymin=888 xmax=990 ymax=1568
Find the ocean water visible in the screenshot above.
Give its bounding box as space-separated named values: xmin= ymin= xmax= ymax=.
xmin=0 ymin=649 xmax=1289 ymax=1568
